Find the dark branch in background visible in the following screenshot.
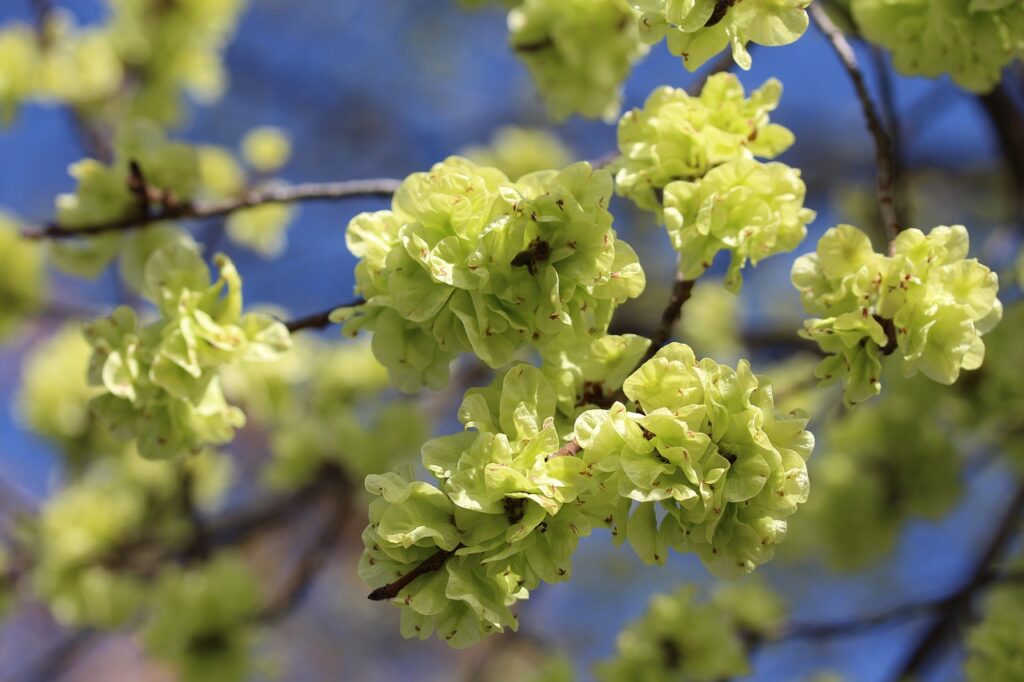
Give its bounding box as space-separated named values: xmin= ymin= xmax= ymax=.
xmin=978 ymin=82 xmax=1024 ymax=226
xmin=782 ymin=566 xmax=1024 ymax=641
xmin=284 ymin=298 xmax=365 ymax=333
xmin=23 ymin=179 xmax=402 ymax=241
xmin=255 ymin=469 xmax=352 ymax=624
xmin=891 ymin=483 xmax=1024 ymax=681
xmin=19 ymin=630 xmax=97 ymax=682
xmin=810 ymin=2 xmax=901 ymax=243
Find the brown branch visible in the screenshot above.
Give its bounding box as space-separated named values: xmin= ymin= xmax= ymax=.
xmin=367 ymin=546 xmax=458 ymax=602
xmin=283 ymin=298 xmax=365 ymax=333
xmin=23 ymin=178 xmax=401 ymax=241
xmin=978 ymin=82 xmax=1024 ymax=226
xmin=810 ymin=2 xmax=901 ymax=243
xmin=891 ymin=482 xmax=1024 ymax=681
xmin=547 ymin=439 xmax=582 ymax=460
xmin=639 ymin=275 xmax=695 ymax=366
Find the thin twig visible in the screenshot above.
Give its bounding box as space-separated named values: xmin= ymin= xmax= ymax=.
xmin=283 ymin=298 xmax=365 ymax=333
xmin=809 ymin=2 xmax=900 ymax=243
xmin=891 ymin=482 xmax=1024 ymax=681
xmin=23 ymin=179 xmax=401 ymax=241
xmin=367 ymin=547 xmax=459 ymax=602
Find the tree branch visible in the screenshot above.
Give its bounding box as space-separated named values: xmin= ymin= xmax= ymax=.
xmin=638 ymin=274 xmax=695 ymax=366
xmin=978 ymin=82 xmax=1024 ymax=226
xmin=810 ymin=2 xmax=901 ymax=243
xmin=283 ymin=298 xmax=365 ymax=333
xmin=891 ymin=482 xmax=1024 ymax=680
xmin=23 ymin=179 xmax=401 ymax=241
xmin=254 ymin=470 xmax=353 ymax=624
xmin=367 ymin=546 xmax=458 ymax=602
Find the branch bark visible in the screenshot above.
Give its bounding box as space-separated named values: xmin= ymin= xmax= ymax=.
xmin=810 ymin=2 xmax=901 ymax=243
xmin=23 ymin=179 xmax=401 ymax=241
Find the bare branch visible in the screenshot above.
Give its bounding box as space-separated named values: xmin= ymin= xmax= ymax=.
xmin=367 ymin=546 xmax=459 ymax=602
xmin=639 ymin=274 xmax=695 ymax=366
xmin=23 ymin=179 xmax=401 ymax=241
xmin=809 ymin=2 xmax=901 ymax=243
xmin=283 ymin=298 xmax=365 ymax=333
xmin=891 ymin=482 xmax=1024 ymax=680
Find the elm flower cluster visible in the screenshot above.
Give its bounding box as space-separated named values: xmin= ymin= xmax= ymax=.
xmin=791 ymin=224 xmax=1002 ymax=405
xmin=616 ymin=74 xmax=795 ymax=214
xmin=628 ymin=0 xmax=810 ymax=72
xmin=509 ymin=0 xmax=648 ymax=120
xmin=852 ymin=0 xmax=1024 ymax=93
xmin=342 ymin=157 xmax=645 ymax=392
xmin=575 ymin=343 xmax=814 ymax=577
xmin=84 ymin=241 xmax=291 ymax=459
xmin=664 ymin=157 xmax=814 ymax=291
xmin=359 ymin=365 xmax=592 ymax=648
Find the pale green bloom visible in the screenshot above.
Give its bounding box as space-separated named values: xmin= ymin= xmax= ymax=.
xmin=792 ymin=224 xmax=1001 ymax=405
xmin=852 ymin=0 xmax=1024 ymax=93
xmin=664 ymin=157 xmax=814 ymax=291
xmin=84 ymin=241 xmax=291 ymax=458
xmin=616 ymin=74 xmax=794 ymax=214
xmin=361 ymin=365 xmax=592 ymax=648
xmin=343 ymin=157 xmax=644 ymax=392
xmin=509 ymin=0 xmax=648 ymax=121
xmin=629 ymin=0 xmax=810 ymax=72
xmin=574 ymin=343 xmax=813 ymax=576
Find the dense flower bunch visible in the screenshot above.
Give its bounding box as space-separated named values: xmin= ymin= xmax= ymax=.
xmin=462 ymin=126 xmax=574 ymax=181
xmin=143 ymin=554 xmax=261 ymax=682
xmin=965 ymin=578 xmax=1024 ymax=681
xmin=360 ymin=365 xmax=592 ymax=648
xmin=664 ymin=157 xmax=814 ymax=291
xmin=32 ymin=453 xmax=230 ymax=627
xmin=791 ymin=370 xmax=961 ymax=570
xmin=615 ymin=74 xmax=795 ymax=214
xmin=509 ymin=0 xmax=648 ymax=120
xmin=576 ymin=343 xmax=813 ymax=576
xmin=0 ymin=211 xmax=46 ymax=340
xmin=84 ymin=241 xmax=291 ymax=459
xmin=595 ymin=582 xmax=786 ymax=681
xmin=222 ymin=337 xmax=428 ymax=488
xmin=792 ymin=224 xmax=1002 ymax=405
xmin=628 ymin=0 xmax=810 ymax=71
xmin=341 ymin=157 xmax=645 ymax=392
xmin=852 ymin=0 xmax=1024 ymax=93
